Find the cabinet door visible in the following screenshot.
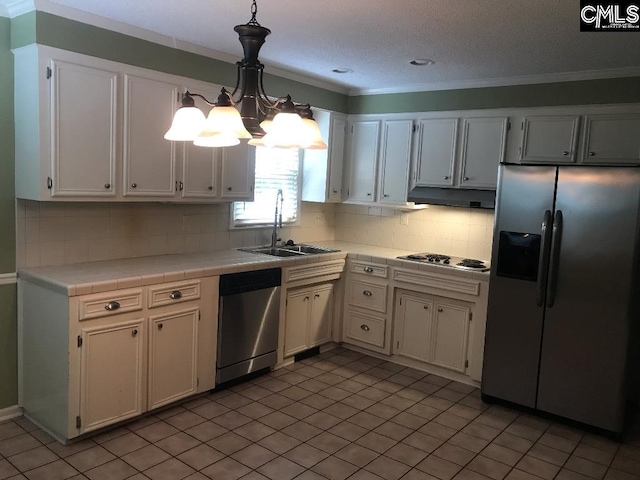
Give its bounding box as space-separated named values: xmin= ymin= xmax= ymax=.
xmin=429 ymin=302 xmax=470 ymax=373
xmin=148 ymin=308 xmax=199 ymax=410
xmin=379 ymin=120 xmax=413 ymax=205
xmin=123 ymin=74 xmax=178 ymax=196
xmin=79 ymin=319 xmax=145 ymax=434
xmin=520 ymin=116 xmax=580 ymax=164
xmin=459 ymin=117 xmax=508 ymax=189
xmin=328 ymin=116 xmax=347 ymax=202
xmin=394 ymin=293 xmax=433 ymax=362
xmin=284 ymin=289 xmax=311 ymax=357
xmin=220 ymin=142 xmax=255 ymax=200
xmin=309 ymin=284 xmax=333 ymax=347
xmin=50 ymin=60 xmax=118 ymax=197
xmin=416 ymin=118 xmax=458 ymax=187
xmin=347 ymin=121 xmax=379 ymax=202
xmin=581 ymin=114 xmax=640 ymax=164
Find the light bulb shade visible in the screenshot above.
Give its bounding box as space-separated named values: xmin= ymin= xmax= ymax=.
xmin=164 ymin=107 xmax=206 ymax=141
xmin=263 ymin=112 xmax=309 ymax=149
xmin=194 ymin=131 xmax=240 ymax=147
xmin=203 ymin=105 xmax=252 ymax=139
xmin=259 ymin=118 xmax=273 ymax=133
xmin=301 ymin=118 xmax=327 ymax=150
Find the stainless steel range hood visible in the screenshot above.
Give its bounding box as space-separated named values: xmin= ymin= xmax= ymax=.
xmin=407 ymin=187 xmax=495 ymax=208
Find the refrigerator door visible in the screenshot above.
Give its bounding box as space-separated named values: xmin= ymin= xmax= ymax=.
xmin=482 ymin=165 xmax=557 ymax=407
xmin=537 ymin=167 xmax=640 ymax=432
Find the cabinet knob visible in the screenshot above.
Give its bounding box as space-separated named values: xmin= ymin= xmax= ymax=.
xmin=104 ymin=183 xmax=111 ymax=189
xmin=332 ymin=189 xmax=338 ymax=194
xmin=444 ymin=176 xmax=450 ymax=180
xmin=589 ymin=151 xmax=596 ymax=157
xmin=131 ymin=329 xmax=138 ymax=337
xmin=157 ymin=323 xmax=163 ymax=330
xmin=363 ymin=290 xmax=373 ymax=297
xmin=366 ymin=193 xmax=372 ymax=196
xmin=104 ymin=301 xmax=120 ymax=311
xmin=314 ymin=294 xmax=320 ymax=298
xmin=423 ymin=305 xmax=429 ymax=310
xmin=208 ymin=186 xmax=213 ymax=191
xmin=438 ymin=308 xmax=443 ymax=312
xmin=131 ymin=183 xmax=137 ymax=188
xmin=562 ymin=151 xmax=570 ymax=156
xmin=227 ymin=186 xmax=233 ymax=191
xmin=363 ymin=266 xmax=374 ymax=273
xmin=463 ymin=177 xmax=469 ymax=182
xmin=383 ymin=194 xmax=389 ymax=198
xmin=169 ymin=290 xmax=183 ymax=300
xmin=303 ymin=296 xmax=309 ymax=302
xmin=360 ymin=324 xmax=370 ymax=331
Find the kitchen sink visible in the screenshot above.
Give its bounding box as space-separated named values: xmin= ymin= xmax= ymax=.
xmin=241 ymin=244 xmax=339 ymax=257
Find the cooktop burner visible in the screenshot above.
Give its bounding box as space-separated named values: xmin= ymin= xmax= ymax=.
xmin=397 ymin=252 xmax=490 ymax=272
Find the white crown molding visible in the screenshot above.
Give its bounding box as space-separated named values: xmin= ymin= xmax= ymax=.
xmin=349 ymin=66 xmax=640 ymax=96
xmin=0 ymin=272 xmax=17 ymax=285
xmin=1 ymin=0 xmax=349 ymax=95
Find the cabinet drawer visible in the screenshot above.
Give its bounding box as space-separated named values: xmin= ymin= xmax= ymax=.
xmin=350 ymin=261 xmax=388 ymax=278
xmin=345 ymin=311 xmax=385 ymax=348
xmin=78 ymin=288 xmax=144 ymax=321
xmin=148 ymin=281 xmax=201 ymax=308
xmin=349 ymin=280 xmax=387 ymax=313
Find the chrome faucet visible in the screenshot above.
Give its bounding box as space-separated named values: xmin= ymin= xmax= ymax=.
xmin=271 ymin=189 xmax=284 ymax=248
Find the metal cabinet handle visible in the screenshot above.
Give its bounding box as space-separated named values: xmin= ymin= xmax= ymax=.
xmin=314 ymin=294 xmax=320 ymax=298
xmin=332 ymin=189 xmax=338 ymax=194
xmin=227 ymin=186 xmax=233 ymax=191
xmin=383 ymin=194 xmax=389 ymax=198
xmin=562 ymin=151 xmax=570 ymax=156
xmin=157 ymin=323 xmax=163 ymax=330
xmin=303 ymin=296 xmax=309 ymax=302
xmin=366 ymin=193 xmax=372 ymax=196
xmin=169 ymin=291 xmax=183 ymax=300
xmin=423 ymin=305 xmax=429 ymax=310
xmin=208 ymin=186 xmax=213 ymax=191
xmin=363 ymin=290 xmax=373 ymax=296
xmin=105 ymin=301 xmax=120 ymax=311
xmin=363 ymin=267 xmax=374 ymax=273
xmin=444 ymin=176 xmax=450 ymax=180
xmin=437 ymin=308 xmax=443 ymax=312
xmin=132 ymin=329 xmax=138 ymax=337
xmin=463 ymin=177 xmax=469 ymax=181
xmin=104 ymin=183 xmax=111 ymax=189
xmin=179 ymin=181 xmax=184 ymax=191
xmin=360 ymin=324 xmax=370 ymax=331
xmin=131 ymin=183 xmax=137 ymax=188
xmin=589 ymin=151 xmax=596 ymax=157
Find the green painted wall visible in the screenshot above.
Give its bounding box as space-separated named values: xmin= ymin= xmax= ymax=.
xmin=11 ymin=12 xmax=348 ymax=114
xmin=0 ymin=16 xmax=17 ymax=410
xmin=349 ymin=76 xmax=640 ymax=114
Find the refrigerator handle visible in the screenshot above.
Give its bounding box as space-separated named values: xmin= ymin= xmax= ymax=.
xmin=536 ymin=210 xmax=553 ymax=307
xmin=547 ymin=210 xmax=563 ymax=308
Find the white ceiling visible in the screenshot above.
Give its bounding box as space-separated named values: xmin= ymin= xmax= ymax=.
xmin=8 ymin=0 xmax=640 ymax=94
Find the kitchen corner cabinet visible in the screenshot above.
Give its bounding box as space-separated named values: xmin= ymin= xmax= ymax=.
xmin=394 ymin=290 xmax=471 ymax=374
xmin=302 ymin=110 xmax=347 ymax=203
xmin=284 ymin=284 xmax=334 ymax=357
xmin=20 ymin=277 xmax=217 ymax=441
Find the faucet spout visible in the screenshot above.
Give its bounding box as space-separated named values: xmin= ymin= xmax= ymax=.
xmin=271 ymin=189 xmax=284 ymax=248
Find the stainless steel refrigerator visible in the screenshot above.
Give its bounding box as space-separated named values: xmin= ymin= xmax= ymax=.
xmin=482 ymin=164 xmax=640 ymax=433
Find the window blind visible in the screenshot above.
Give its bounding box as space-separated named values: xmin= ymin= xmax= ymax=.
xmin=233 ymin=147 xmax=301 ymax=227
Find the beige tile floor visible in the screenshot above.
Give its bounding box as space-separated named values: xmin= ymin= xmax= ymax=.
xmin=1 ymin=347 xmax=639 ymax=480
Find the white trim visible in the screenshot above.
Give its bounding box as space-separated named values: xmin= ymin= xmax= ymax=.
xmin=2 ymin=0 xmax=31 ymax=17
xmin=0 ymin=273 xmax=17 ymax=285
xmin=349 ymin=66 xmax=640 ymax=96
xmin=0 ymin=405 xmax=22 ymax=422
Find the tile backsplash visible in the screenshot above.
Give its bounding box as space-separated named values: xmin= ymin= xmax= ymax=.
xmin=15 ymin=200 xmax=336 ymax=268
xmin=334 ymin=204 xmax=495 ymax=261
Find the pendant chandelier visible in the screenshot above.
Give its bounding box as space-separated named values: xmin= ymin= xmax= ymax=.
xmin=164 ymin=0 xmax=327 ymax=150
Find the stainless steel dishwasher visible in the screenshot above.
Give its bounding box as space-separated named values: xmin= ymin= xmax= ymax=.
xmin=216 ymin=268 xmax=282 ymax=384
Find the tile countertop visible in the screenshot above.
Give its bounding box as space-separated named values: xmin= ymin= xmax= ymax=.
xmin=17 ymin=241 xmax=489 ymax=297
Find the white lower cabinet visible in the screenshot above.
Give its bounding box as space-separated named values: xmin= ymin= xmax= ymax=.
xmin=394 ymin=290 xmax=471 ymax=374
xmin=79 ymin=318 xmax=145 ymax=434
xmin=284 ymin=283 xmax=334 ymax=357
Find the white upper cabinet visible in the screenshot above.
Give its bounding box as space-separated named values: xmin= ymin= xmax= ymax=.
xmin=346 ymin=120 xmax=380 ymax=203
xmin=379 ymin=120 xmax=413 ymax=205
xmin=459 ymin=117 xmax=508 ymax=189
xmin=415 ymin=118 xmax=458 ymax=187
xmin=50 ymin=60 xmax=118 ymax=198
xmin=580 ymin=114 xmax=640 ymax=164
xmin=220 ymin=142 xmax=255 ymax=200
xmin=302 ymin=110 xmax=346 ymax=203
xmin=123 ymin=74 xmax=178 ymax=197
xmin=520 ymin=116 xmax=581 ymax=164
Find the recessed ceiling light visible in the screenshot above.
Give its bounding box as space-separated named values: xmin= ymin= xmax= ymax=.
xmin=332 ymin=68 xmax=353 ymax=74
xmin=410 ymin=59 xmax=435 ymax=66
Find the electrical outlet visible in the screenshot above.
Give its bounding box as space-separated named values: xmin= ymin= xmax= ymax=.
xmin=314 ymin=213 xmax=326 ymax=224
xmin=400 ymin=213 xmax=409 ymax=226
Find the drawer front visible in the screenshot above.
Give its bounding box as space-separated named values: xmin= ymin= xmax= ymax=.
xmin=349 ymin=280 xmax=387 ymax=313
xmin=350 ymin=261 xmax=388 ymax=278
xmin=79 ymin=289 xmax=144 ymax=321
xmin=148 ymin=281 xmax=201 ymax=308
xmin=345 ymin=311 xmax=385 ymax=348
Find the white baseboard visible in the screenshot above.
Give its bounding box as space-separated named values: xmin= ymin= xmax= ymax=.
xmin=0 ymin=405 xmax=22 ymax=422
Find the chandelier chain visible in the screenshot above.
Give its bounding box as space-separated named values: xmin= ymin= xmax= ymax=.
xmin=248 ymin=0 xmax=260 ymax=26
